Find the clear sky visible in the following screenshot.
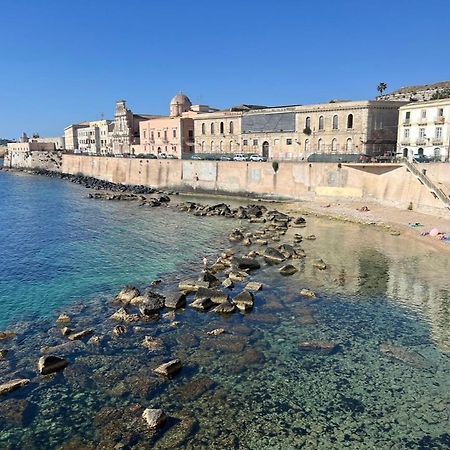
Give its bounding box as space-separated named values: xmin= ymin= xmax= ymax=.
xmin=1 ymin=0 xmax=449 ymax=138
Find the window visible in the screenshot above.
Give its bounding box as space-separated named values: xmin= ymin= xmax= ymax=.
xmin=421 ymin=109 xmax=427 ymax=119
xmin=201 ymin=141 xmax=205 ymax=152
xmin=253 ymin=139 xmax=258 ymax=146
xmin=210 ymin=141 xmax=214 ymax=151
xmin=332 ymin=115 xmax=338 ymax=130
xmin=211 ymin=123 xmax=215 ymax=134
xmin=305 ymin=139 xmax=310 ymax=152
xmin=347 ymin=114 xmax=353 ymax=129
xmin=164 ymin=130 xmax=168 ymax=141
xmin=318 ymin=138 xmax=323 ymax=151
xmin=230 ymin=141 xmax=233 ymax=151
xmin=404 ymin=129 xmax=410 ymax=138
xmin=202 ymin=123 xmax=205 ymax=134
xmin=188 ymin=130 xmax=193 ymax=138
xmin=331 ymin=138 xmax=338 ymax=152
xmin=173 ymin=129 xmax=177 ymax=138
xmin=438 ymin=108 xmax=444 ymax=118
xmin=274 ymin=139 xmax=280 ymax=145
xmin=305 ymin=117 xmax=311 ymax=129
xmin=151 ymin=132 xmax=154 ymax=140
xmin=229 ymin=121 xmax=234 ymax=134
xmin=405 ymin=111 xmax=410 ymax=121
xmin=243 ymin=140 xmax=248 ymax=146
xmin=143 ymin=130 xmax=147 ymax=139
xmin=219 ymin=141 xmax=223 ymax=151
xmin=419 ymin=128 xmax=426 ymax=138
xmin=346 ymin=138 xmax=353 ymax=151
xmin=436 ymin=127 xmax=442 ymax=138
xmin=286 ymin=138 xmax=292 ymax=145
xmin=220 ymin=122 xmax=224 ymax=134
xmin=157 ymin=132 xmax=161 ymax=138
xmin=318 ymin=116 xmax=324 ymax=130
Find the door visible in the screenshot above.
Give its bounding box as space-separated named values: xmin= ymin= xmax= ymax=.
xmin=262 ymin=141 xmax=269 ymax=158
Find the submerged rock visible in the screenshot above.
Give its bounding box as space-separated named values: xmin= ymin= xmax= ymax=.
xmin=110 ymin=307 xmax=140 ymax=323
xmin=195 ymin=287 xmax=230 ymax=305
xmin=142 ymin=336 xmax=164 ymax=352
xmin=207 ymin=328 xmax=225 ymax=336
xmin=299 ymin=341 xmax=338 ymax=353
xmin=313 ymin=258 xmax=327 ymax=270
xmin=0 ymin=399 xmax=30 ymax=425
xmin=0 ymin=379 xmax=30 ymax=396
xmin=38 ymin=355 xmax=69 ymax=375
xmin=212 ymin=302 xmax=236 ymax=314
xmin=279 ymin=264 xmax=298 ymax=276
xmin=112 ymin=325 xmax=127 ymax=337
xmin=68 ymin=329 xmax=94 ymax=341
xmin=300 ymin=288 xmax=316 ymax=298
xmin=0 ymin=349 xmax=9 ymax=360
xmin=154 ymin=359 xmax=182 ymax=378
xmin=142 ymin=408 xmax=167 ymax=429
xmin=0 ymin=331 xmax=16 ymax=341
xmin=380 ymin=343 xmax=430 ymax=368
xmin=175 ymin=377 xmax=215 ymax=401
xmin=56 ymin=313 xmax=71 ymax=325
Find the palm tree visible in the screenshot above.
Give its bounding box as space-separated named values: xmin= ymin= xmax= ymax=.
xmin=377 ymin=82 xmax=387 ymax=96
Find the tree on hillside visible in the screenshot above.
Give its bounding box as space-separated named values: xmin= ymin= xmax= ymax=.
xmin=431 ymin=89 xmax=450 ymax=100
xmin=377 ymin=82 xmax=388 ymax=96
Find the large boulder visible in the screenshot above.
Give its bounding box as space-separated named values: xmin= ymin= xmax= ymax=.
xmin=263 ymin=247 xmax=286 ymax=264
xmin=56 ymin=313 xmax=71 ymax=325
xmin=178 ymin=279 xmax=209 ymax=293
xmin=67 ymin=329 xmax=94 ymax=341
xmin=116 ymin=286 xmax=140 ymax=304
xmin=0 ymin=379 xmax=30 ymax=396
xmin=164 ymin=292 xmax=186 ymax=309
xmin=195 ymin=287 xmax=230 ymax=305
xmin=232 ymin=256 xmax=261 ymax=271
xmin=190 ymin=297 xmax=214 ymax=311
xmin=37 ymin=355 xmax=69 ymax=375
xmin=154 ymin=359 xmax=182 ymax=378
xmin=110 ymin=307 xmax=140 ymax=323
xmin=233 ymin=290 xmax=255 ymax=312
xmin=130 ymin=291 xmax=165 ymax=310
xmin=142 ymin=408 xmax=167 ymax=429
xmin=212 ymin=301 xmax=236 ymax=314
xmin=245 ymin=282 xmax=263 ymax=292
xmin=228 ymin=229 xmax=245 ymax=242
xmin=279 ymin=264 xmax=298 ymax=276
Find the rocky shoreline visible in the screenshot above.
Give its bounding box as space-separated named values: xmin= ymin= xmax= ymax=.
xmin=0 ymin=167 xmax=446 ymax=449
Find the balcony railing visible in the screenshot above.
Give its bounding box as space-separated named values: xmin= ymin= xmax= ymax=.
xmin=400 ymin=140 xmax=410 ymax=146
xmin=415 ymin=138 xmax=427 ymax=145
xmin=432 ymin=138 xmax=443 ymax=145
xmin=435 ymin=116 xmax=445 ymax=124
xmin=417 ymin=120 xmax=428 ymax=126
xmin=403 ymin=119 xmax=411 ymax=125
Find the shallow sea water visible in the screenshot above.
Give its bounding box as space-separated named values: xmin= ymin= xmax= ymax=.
xmin=1 ymin=170 xmax=450 ymax=449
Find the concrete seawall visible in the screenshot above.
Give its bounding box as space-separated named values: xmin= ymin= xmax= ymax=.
xmin=60 ymin=155 xmax=449 ymax=217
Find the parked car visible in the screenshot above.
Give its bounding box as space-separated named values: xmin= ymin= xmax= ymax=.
xmin=413 ymin=154 xmax=431 ymax=163
xmin=191 ymin=155 xmax=203 ymax=160
xmin=158 ymin=153 xmax=167 ymax=159
xmin=166 ymin=154 xmax=178 ymax=159
xmin=233 ymin=153 xmax=248 ymax=161
xmin=219 ymin=155 xmax=233 ymax=161
xmin=249 ymin=154 xmax=267 ymax=162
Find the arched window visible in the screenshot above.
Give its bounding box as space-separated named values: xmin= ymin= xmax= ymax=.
xmin=219 ymin=141 xmax=223 ymax=151
xmin=347 ymin=114 xmax=353 ymax=129
xmin=332 ymin=115 xmax=338 ymax=130
xmin=201 ymin=123 xmax=205 ymax=134
xmin=211 ymin=123 xmax=215 ymax=135
xmin=305 ymin=117 xmax=311 ymax=129
xmin=229 ymin=121 xmax=234 ymax=134
xmin=318 ymin=138 xmax=323 ymax=152
xmin=331 ymin=138 xmax=338 ymax=152
xmin=220 ymin=122 xmax=224 ymax=134
xmin=346 ymin=138 xmax=353 ymax=151
xmin=318 ymin=116 xmax=324 ymax=130
xmin=434 ymin=148 xmax=441 ymax=160
xmin=201 ymin=141 xmax=205 ymax=152
xmin=210 ymin=141 xmax=214 ymax=151
xmin=305 ymin=139 xmax=310 ymax=152
xmin=230 ymin=140 xmax=233 ymax=151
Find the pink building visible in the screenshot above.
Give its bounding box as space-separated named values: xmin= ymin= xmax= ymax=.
xmin=139 ymin=94 xmax=196 ymax=158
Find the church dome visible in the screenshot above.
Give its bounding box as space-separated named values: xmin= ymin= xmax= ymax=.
xmin=169 ymin=93 xmax=192 ymax=117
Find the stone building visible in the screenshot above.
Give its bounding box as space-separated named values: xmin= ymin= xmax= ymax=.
xmin=193 ymin=100 xmax=406 ymax=160
xmin=110 ymin=100 xmax=156 ymax=155
xmin=64 ymin=124 xmax=88 ymax=150
xmin=139 ymin=94 xmax=217 ymax=157
xmin=77 ymin=120 xmax=113 ymax=155
xmin=397 ymin=98 xmax=450 ymax=161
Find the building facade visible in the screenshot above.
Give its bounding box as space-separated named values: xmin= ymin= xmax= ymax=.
xmin=77 ymin=120 xmax=113 ymax=155
xmin=193 ymin=100 xmax=406 ymax=160
xmin=64 ymin=124 xmax=88 ymax=150
xmin=397 ymin=99 xmax=450 ymax=161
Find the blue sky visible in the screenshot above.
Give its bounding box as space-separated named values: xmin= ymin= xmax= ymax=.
xmin=1 ymin=0 xmax=449 ymax=138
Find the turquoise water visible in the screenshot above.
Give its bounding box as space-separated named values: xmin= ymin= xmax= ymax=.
xmin=0 ymin=171 xmax=230 ymax=328
xmin=1 ymin=170 xmax=450 ymax=449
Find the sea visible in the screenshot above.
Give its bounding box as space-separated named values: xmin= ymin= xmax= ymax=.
xmin=1 ymin=167 xmax=450 ymax=449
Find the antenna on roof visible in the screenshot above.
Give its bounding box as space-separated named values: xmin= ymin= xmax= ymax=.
xmin=101 ymin=112 xmax=104 ymax=120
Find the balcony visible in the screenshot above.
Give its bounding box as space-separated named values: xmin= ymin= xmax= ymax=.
xmin=417 ymin=120 xmax=428 ymax=126
xmin=432 ymin=138 xmax=443 ymax=145
xmin=403 ymin=119 xmax=411 ymax=126
xmin=400 ymin=140 xmax=410 ymax=146
xmin=435 ymin=116 xmax=445 ymax=125
xmin=415 ymin=138 xmax=427 ymax=145
xmin=186 ymin=140 xmax=195 ymax=146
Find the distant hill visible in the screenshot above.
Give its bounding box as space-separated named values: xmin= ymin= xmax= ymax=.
xmin=377 ymin=80 xmax=450 ymax=102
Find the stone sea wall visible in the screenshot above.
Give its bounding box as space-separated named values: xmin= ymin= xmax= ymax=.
xmin=60 ymin=155 xmax=448 ymax=217
xmin=4 ymin=151 xmax=449 ymax=217
xmin=4 ymin=150 xmax=62 ymax=171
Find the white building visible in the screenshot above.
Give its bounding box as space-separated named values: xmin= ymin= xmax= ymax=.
xmin=398 ymin=99 xmax=450 ymax=161
xmin=77 ymin=120 xmax=113 ymax=155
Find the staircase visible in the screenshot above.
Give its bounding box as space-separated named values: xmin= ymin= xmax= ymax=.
xmin=402 ymin=158 xmax=450 ymax=211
